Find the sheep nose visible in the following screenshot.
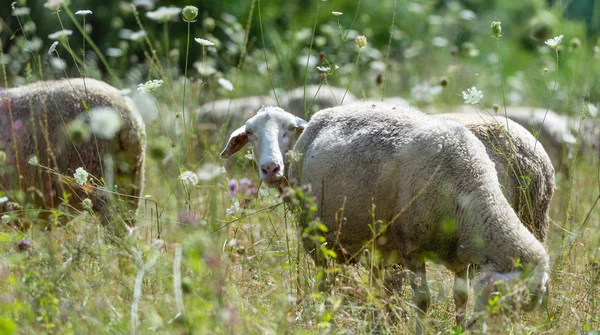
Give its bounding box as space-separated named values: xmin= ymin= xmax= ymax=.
xmin=261 ymin=162 xmax=281 ymax=176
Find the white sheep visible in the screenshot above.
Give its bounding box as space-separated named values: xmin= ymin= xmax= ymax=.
xmin=423 ymin=104 xmax=598 ymax=173
xmin=0 ymin=78 xmax=146 ymax=226
xmin=221 ymin=102 xmax=550 ymax=331
xmin=197 ymin=96 xmax=278 ymax=129
xmin=282 ymin=85 xmax=357 ymax=117
xmin=436 ymin=113 xmax=555 ymax=243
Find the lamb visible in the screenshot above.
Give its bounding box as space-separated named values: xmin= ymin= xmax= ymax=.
xmin=220 ymin=102 xmax=550 ymax=332
xmin=0 ymin=78 xmax=146 ymax=226
xmin=282 ymin=85 xmax=357 ymax=118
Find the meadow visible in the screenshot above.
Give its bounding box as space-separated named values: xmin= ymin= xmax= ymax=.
xmin=0 ymin=0 xmax=599 ymax=334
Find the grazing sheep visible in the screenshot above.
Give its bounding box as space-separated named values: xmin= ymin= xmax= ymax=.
xmin=423 ymin=104 xmax=598 ymax=173
xmin=0 ymin=78 xmax=146 ymax=226
xmin=221 ymin=103 xmax=549 ymax=331
xmin=436 ymin=113 xmax=555 ymax=242
xmin=197 ymin=96 xmax=278 ymax=130
xmin=282 ymin=85 xmax=357 ymax=117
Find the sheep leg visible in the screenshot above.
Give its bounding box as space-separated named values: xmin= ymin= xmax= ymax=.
xmin=406 ymin=259 xmax=430 ymax=335
xmin=453 ymin=267 xmax=469 ymax=328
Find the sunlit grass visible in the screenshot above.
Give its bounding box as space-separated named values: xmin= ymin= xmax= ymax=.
xmin=1 ymin=0 xmax=599 ymax=334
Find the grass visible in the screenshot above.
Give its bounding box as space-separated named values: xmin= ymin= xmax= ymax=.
xmin=1 ymin=0 xmax=600 ymax=334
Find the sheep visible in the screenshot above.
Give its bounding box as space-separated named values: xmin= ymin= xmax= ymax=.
xmin=0 ymin=78 xmax=146 ymax=227
xmin=196 ymin=96 xmax=278 ymax=131
xmin=292 ymin=102 xmax=550 ymax=331
xmin=435 ymin=113 xmax=555 ymax=243
xmin=221 ymin=102 xmax=550 ymax=331
xmin=282 ymin=85 xmax=357 ymax=118
xmin=422 ymin=104 xmax=598 ymax=173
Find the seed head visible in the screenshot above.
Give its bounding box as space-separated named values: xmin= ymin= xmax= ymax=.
xmin=493 ymin=104 xmax=499 ymax=114
xmin=67 ymin=119 xmax=91 ymax=144
xmin=182 ymin=6 xmax=198 ymax=22
xmin=81 ymin=198 xmax=93 ymax=210
xmin=570 ymin=37 xmax=581 ymax=50
xmin=355 ymin=35 xmax=367 ymax=49
xmin=491 ymin=21 xmax=502 ymax=38
xmin=203 ymin=17 xmax=216 ymax=31
xmin=440 ymin=77 xmax=448 ymax=87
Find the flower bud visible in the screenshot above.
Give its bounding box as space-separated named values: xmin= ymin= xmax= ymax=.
xmin=570 ymin=37 xmax=581 ymax=50
xmin=491 ymin=21 xmax=502 ymax=38
xmin=355 ymin=35 xmax=367 ymax=48
xmin=182 ymin=6 xmax=198 ymax=22
xmin=493 ymin=104 xmax=499 ymax=114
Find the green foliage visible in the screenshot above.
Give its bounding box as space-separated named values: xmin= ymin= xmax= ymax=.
xmin=1 ymin=0 xmax=600 ymax=333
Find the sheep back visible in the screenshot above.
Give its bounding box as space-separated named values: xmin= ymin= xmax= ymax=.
xmin=0 ymin=78 xmax=146 ymax=223
xmin=437 ymin=113 xmax=555 ymax=242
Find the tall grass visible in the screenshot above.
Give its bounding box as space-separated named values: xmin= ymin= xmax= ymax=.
xmin=0 ymin=1 xmax=599 ymax=334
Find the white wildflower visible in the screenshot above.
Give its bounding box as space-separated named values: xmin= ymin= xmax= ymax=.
xmin=0 ymin=197 xmax=8 ymax=205
xmin=459 ymin=10 xmax=477 ymax=21
xmin=411 ymin=82 xmax=442 ymax=102
xmin=178 ymin=170 xmax=199 ymax=187
xmin=81 ymin=198 xmax=93 ymax=210
xmin=196 ymin=163 xmax=225 ymax=182
xmin=218 ymin=78 xmax=234 ymax=91
xmin=89 ymin=107 xmax=123 ymax=139
xmin=226 ymin=201 xmax=241 ymax=217
xmin=1 ymin=215 xmax=9 ymax=224
xmin=137 ymin=79 xmax=164 ymax=94
xmin=285 ymin=150 xmax=303 ymax=163
xmin=145 ymin=6 xmax=182 ymax=23
xmin=44 ymin=0 xmax=65 ymax=11
xmin=75 ymin=10 xmax=93 ymax=16
xmin=74 ymin=167 xmax=89 ymax=186
xmin=151 ymin=239 xmax=164 ymax=250
xmin=194 ymin=38 xmax=215 ymax=47
xmin=12 ymin=7 xmax=31 ymax=16
xmin=545 ymin=35 xmax=563 ymax=49
xmin=106 ymin=48 xmax=123 ymax=57
xmin=462 ymin=86 xmax=484 ymax=105
xmin=49 ymin=57 xmax=67 ymax=70
xmin=193 ymin=63 xmax=216 ymax=76
xmin=316 ymin=66 xmax=330 ymax=73
xmin=48 ymin=41 xmax=59 ymax=55
xmin=588 ymin=103 xmax=598 ymax=118
xmin=129 ymin=30 xmax=147 ymax=41
xmin=48 ymin=29 xmax=73 ymax=40
xmin=28 ymin=156 xmax=39 ymax=166
xmin=332 ymin=11 xmax=343 ymax=16
xmin=431 ymin=37 xmax=448 ymax=47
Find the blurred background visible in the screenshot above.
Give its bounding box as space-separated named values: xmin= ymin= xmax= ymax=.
xmin=2 ymin=0 xmax=600 ymax=112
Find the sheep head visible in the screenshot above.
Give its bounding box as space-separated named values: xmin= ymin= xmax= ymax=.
xmin=220 ymin=106 xmax=307 ymax=187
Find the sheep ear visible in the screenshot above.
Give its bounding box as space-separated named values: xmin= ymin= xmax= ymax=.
xmin=295 ymin=117 xmax=308 ymax=134
xmin=220 ymin=125 xmax=248 ymax=159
